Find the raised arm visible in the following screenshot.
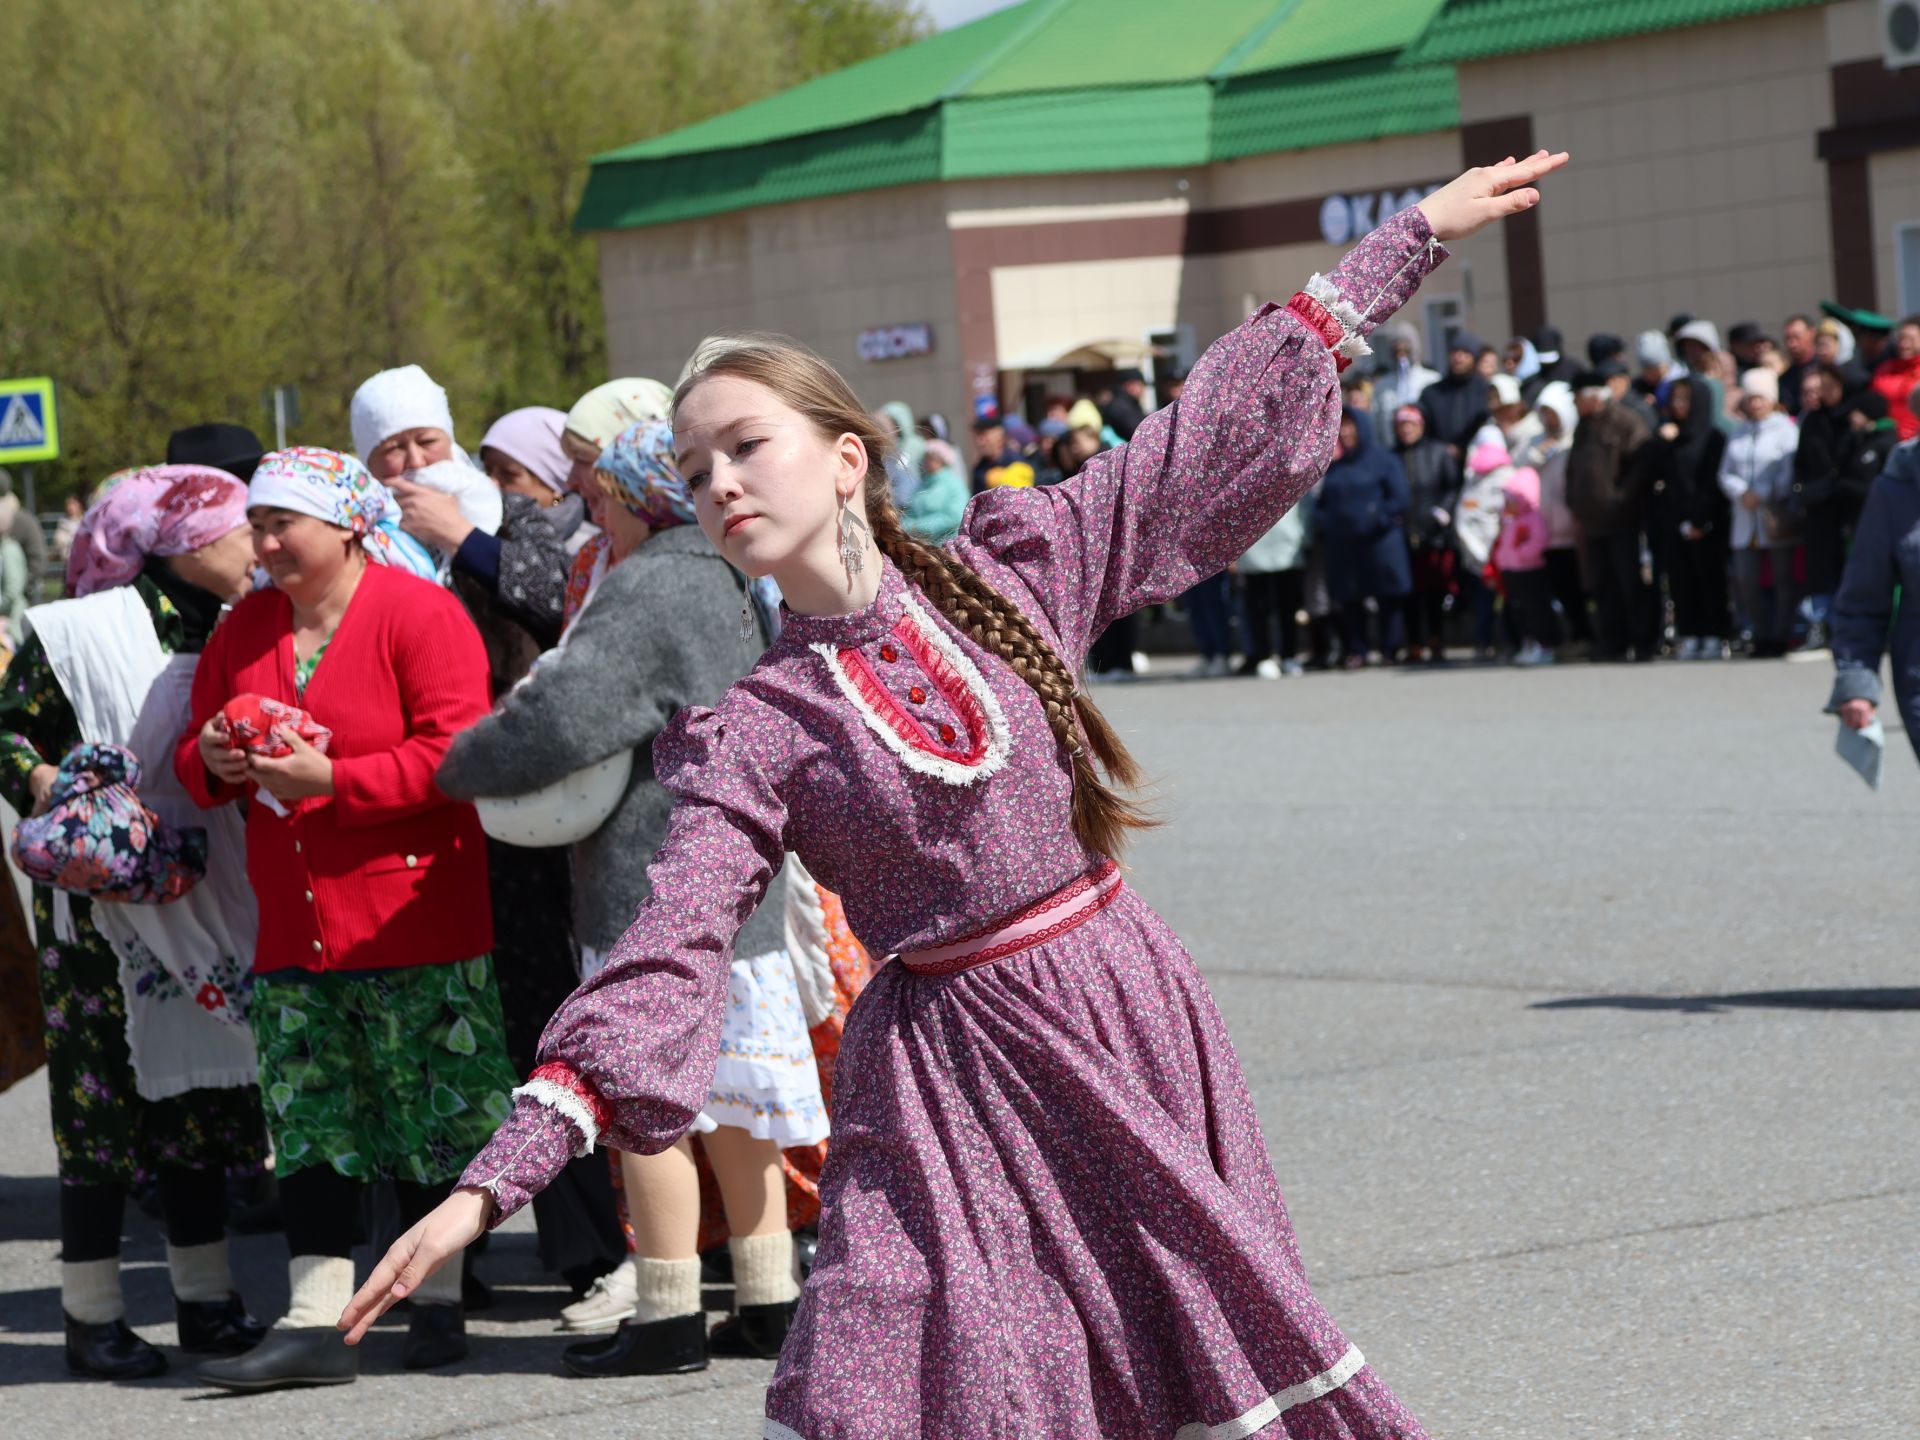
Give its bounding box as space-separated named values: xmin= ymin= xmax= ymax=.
xmin=955 ymin=152 xmax=1566 ymax=660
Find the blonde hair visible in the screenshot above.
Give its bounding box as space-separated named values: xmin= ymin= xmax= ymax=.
xmin=676 ymin=333 xmax=1152 ymax=857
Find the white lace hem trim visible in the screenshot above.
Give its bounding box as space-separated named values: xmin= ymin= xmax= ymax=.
xmin=762 ymin=1344 xmax=1365 ymax=1440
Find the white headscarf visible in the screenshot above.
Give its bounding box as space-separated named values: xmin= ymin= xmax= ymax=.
xmin=350 ymin=364 xmax=456 ymax=462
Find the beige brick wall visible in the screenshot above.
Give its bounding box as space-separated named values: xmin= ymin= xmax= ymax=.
xmin=1456 ymin=6 xmax=1836 ymax=344
xmin=1873 ymin=150 xmax=1920 ymax=318
xmin=595 ymin=183 xmax=964 ymax=422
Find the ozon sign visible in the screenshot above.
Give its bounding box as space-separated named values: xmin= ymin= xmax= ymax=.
xmin=1318 ymin=184 xmax=1444 ymax=245
xmin=858 ymin=323 xmax=934 ymax=362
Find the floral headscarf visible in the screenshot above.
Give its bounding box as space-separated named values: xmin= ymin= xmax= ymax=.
xmin=66 ymin=465 xmax=249 ymax=597
xmin=596 ymin=420 xmax=694 ymax=530
xmin=246 ymin=446 xmax=436 ymax=577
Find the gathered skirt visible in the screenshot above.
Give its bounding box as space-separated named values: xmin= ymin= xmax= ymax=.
xmin=764 ymin=882 xmax=1425 ymax=1439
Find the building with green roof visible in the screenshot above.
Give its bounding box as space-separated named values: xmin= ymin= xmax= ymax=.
xmin=584 ymin=0 xmax=1918 ymax=428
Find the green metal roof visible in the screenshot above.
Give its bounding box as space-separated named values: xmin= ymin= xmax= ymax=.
xmin=576 ymin=0 xmax=1454 ymax=232
xmin=577 ymin=0 xmax=1827 ymax=233
xmin=1213 ymin=54 xmax=1459 ymax=162
xmin=1406 ymin=0 xmax=1831 ymax=64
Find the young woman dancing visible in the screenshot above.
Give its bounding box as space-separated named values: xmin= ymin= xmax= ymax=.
xmin=343 ymin=152 xmax=1567 ymax=1438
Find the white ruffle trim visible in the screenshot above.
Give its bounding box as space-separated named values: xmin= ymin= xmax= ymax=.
xmin=511 ymin=1077 xmax=600 ymax=1156
xmin=811 ymin=594 xmax=1012 ymax=787
xmin=1303 ymin=272 xmax=1372 ymax=362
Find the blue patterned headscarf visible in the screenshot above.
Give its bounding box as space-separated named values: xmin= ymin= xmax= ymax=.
xmin=596 ymin=420 xmax=694 ymax=530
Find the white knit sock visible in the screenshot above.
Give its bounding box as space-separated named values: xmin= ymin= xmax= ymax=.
xmin=282 ymin=1254 xmax=356 ymax=1329
xmin=62 ymin=1257 xmax=125 ymax=1324
xmin=166 ymin=1239 xmax=232 ymax=1304
xmin=730 ymin=1231 xmax=798 ymax=1308
xmin=631 ymin=1256 xmax=703 ymax=1324
xmin=409 ymin=1254 xmax=462 ymax=1307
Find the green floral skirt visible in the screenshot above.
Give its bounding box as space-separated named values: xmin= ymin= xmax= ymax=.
xmin=251 ymin=956 xmax=517 ymax=1184
xmin=36 ymin=890 xmax=267 ymax=1186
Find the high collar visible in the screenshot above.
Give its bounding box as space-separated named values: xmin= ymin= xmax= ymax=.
xmin=775 ymin=555 xmax=909 ymax=649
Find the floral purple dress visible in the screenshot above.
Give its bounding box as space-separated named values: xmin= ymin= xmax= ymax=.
xmin=465 ymin=208 xmax=1446 ymax=1439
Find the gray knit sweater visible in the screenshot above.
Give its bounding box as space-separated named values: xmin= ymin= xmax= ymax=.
xmin=437 ymin=525 xmax=783 ymax=956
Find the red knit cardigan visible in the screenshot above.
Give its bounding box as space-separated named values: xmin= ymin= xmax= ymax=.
xmin=174 ymin=563 xmax=495 ymax=975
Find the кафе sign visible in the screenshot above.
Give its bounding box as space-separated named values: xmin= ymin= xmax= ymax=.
xmin=1318 ymin=184 xmax=1446 ymax=246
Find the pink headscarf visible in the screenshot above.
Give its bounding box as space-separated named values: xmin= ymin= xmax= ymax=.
xmin=480 ymin=407 xmax=571 ymax=494
xmin=66 ymin=465 xmax=249 ymax=597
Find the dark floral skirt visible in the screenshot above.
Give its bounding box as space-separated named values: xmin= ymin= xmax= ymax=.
xmin=35 ymin=888 xmax=267 ymax=1186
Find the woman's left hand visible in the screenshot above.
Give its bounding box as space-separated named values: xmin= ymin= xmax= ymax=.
xmin=247 ymin=726 xmax=335 ymax=802
xmin=389 ymin=477 xmax=475 ymax=553
xmin=1417 ymin=151 xmax=1569 ymax=243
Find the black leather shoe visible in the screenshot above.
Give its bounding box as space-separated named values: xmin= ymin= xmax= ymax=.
xmin=197 ymin=1327 xmax=358 ymax=1391
xmin=707 ymin=1300 xmax=796 ymax=1360
xmin=562 ymin=1313 xmax=707 ymax=1377
xmin=64 ymin=1314 xmax=168 ymax=1380
xmin=176 ymin=1293 xmax=268 ymax=1356
xmin=402 ymin=1303 xmax=467 ymax=1371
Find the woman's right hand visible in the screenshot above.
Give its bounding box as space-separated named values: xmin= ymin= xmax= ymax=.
xmin=338 ymin=1186 xmax=492 ymax=1345
xmin=197 ymin=717 xmax=249 ymax=786
xmin=1837 ymin=698 xmax=1876 ymax=732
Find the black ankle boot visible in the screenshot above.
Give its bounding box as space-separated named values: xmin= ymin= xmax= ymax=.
xmin=562 ymin=1313 xmax=707 ymax=1378
xmin=64 ymin=1314 xmax=168 ymax=1380
xmin=197 ymin=1326 xmax=358 ymax=1391
xmin=707 ymin=1299 xmax=797 ymax=1359
xmin=176 ymin=1292 xmax=268 ymax=1355
xmin=402 ymin=1303 xmax=467 ymax=1370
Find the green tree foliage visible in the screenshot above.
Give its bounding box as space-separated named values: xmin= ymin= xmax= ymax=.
xmin=0 ymin=0 xmax=925 ymax=498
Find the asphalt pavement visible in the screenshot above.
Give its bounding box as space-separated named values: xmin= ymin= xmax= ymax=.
xmin=1 ymin=654 xmax=1913 ymax=1438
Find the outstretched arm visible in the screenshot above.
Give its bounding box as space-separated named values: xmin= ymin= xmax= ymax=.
xmin=957 ymin=153 xmax=1568 ymax=660
xmin=341 ymin=699 xmax=787 ymax=1342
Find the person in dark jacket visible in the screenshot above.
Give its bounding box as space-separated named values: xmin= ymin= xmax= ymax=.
xmin=1418 ymin=334 xmax=1490 ymax=455
xmin=1522 ymin=324 xmax=1584 ymax=404
xmin=1100 ymin=369 xmax=1149 ymax=441
xmin=1785 ymin=364 xmax=1853 ymax=644
xmin=1838 ymin=391 xmax=1900 ymax=539
xmin=1826 ymin=435 xmax=1920 ymax=766
xmin=1393 ymin=404 xmax=1461 ymax=660
xmin=1565 ymin=371 xmax=1655 ymax=660
xmin=1651 ymin=376 xmax=1730 ymax=656
xmin=1319 ymin=408 xmax=1412 ymax=667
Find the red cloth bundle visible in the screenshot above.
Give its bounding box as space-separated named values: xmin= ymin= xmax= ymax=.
xmin=214 ymin=693 xmax=333 ymax=758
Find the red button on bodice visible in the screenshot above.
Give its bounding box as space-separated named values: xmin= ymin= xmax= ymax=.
xmin=909 ymin=686 xmax=927 ymax=705
xmin=878 ymin=644 xmax=899 ymax=662
xmin=938 ymin=723 xmax=957 ymax=744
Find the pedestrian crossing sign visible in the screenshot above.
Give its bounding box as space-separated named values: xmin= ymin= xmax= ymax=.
xmin=0 ymin=377 xmax=58 ymax=464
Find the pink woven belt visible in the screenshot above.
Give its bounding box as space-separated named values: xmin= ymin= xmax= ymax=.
xmin=897 ymin=861 xmax=1124 ymax=977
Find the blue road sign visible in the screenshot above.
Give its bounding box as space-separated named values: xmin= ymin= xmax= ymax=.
xmin=0 ymin=377 xmax=58 ymax=464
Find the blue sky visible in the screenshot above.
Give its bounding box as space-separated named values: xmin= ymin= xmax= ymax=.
xmin=922 ymin=0 xmax=1021 ymax=29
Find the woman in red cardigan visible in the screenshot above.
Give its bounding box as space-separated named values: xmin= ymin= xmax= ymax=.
xmin=173 ymin=447 xmax=516 ymax=1393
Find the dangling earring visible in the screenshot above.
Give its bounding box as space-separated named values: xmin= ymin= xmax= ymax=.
xmin=838 ymin=501 xmax=870 ymax=582
xmin=739 ymin=586 xmax=757 ymax=644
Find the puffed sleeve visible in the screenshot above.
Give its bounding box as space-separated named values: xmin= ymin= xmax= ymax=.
xmin=457 ymin=694 xmax=789 ymax=1224
xmin=951 ymin=205 xmax=1446 ymax=664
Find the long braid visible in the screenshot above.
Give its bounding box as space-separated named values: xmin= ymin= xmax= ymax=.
xmin=676 ymin=331 xmax=1155 ymax=858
